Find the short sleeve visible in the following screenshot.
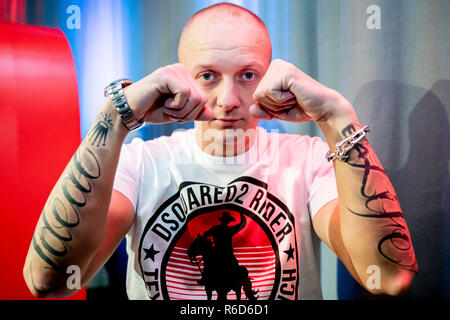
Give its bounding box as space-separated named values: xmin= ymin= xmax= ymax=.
xmin=308 ymin=138 xmax=338 ymax=219
xmin=113 ymin=143 xmax=139 ymax=210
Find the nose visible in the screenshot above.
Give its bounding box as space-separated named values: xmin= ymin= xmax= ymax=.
xmin=216 ymin=78 xmax=240 ymax=112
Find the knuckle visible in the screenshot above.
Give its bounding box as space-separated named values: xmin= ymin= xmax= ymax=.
xmin=155 ymin=65 xmax=169 ymax=75
xmin=180 ymin=86 xmax=191 ymax=98
xmin=154 ymin=67 xmax=170 ymax=83
xmin=190 ymin=93 xmax=202 ymax=105
xmin=263 ymin=88 xmax=273 ymax=97
xmin=273 ymin=58 xmax=284 ymax=64
xmin=253 ymin=88 xmax=264 ymax=98
xmin=172 ymin=63 xmax=188 ymax=72
xmin=163 ymin=97 xmax=175 ymax=108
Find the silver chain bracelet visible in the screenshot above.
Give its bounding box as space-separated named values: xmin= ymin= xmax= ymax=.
xmin=326 ymin=125 xmax=369 ymax=162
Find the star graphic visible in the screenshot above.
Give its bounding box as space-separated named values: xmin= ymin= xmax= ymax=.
xmin=143 ymin=244 xmax=160 ymax=262
xmin=283 ymin=244 xmax=295 ymax=262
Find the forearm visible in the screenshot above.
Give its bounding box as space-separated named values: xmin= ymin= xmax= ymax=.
xmin=251 ymin=59 xmax=418 ymax=294
xmin=318 ymin=96 xmax=418 ymax=294
xmin=24 ymin=99 xmax=129 ymax=297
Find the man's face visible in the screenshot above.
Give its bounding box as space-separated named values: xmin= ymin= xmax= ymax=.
xmin=179 ymin=17 xmax=271 ymax=137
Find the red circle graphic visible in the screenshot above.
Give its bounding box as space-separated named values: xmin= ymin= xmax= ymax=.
xmin=165 ymin=209 xmax=277 ymax=300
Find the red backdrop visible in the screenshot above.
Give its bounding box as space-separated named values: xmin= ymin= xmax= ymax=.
xmin=0 ymin=22 xmax=86 ymax=299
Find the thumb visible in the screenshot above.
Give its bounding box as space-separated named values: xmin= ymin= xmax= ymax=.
xmin=249 ymin=104 xmax=272 ymax=120
xmin=195 ymin=105 xmax=215 ymax=121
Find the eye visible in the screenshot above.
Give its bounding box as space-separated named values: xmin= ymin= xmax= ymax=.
xmin=199 ymin=72 xmax=216 ymax=82
xmin=240 ymin=71 xmax=256 ymax=81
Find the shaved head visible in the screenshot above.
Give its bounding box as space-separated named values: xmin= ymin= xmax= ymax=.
xmin=177 ymin=3 xmax=272 ymax=151
xmin=178 ymin=3 xmax=272 ymax=65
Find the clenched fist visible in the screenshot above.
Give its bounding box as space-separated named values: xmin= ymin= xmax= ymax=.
xmin=123 ymin=63 xmax=214 ymax=124
xmin=250 ymin=59 xmax=352 ymax=123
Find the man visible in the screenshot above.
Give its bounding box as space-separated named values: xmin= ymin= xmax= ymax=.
xmin=24 ymin=3 xmax=417 ymax=300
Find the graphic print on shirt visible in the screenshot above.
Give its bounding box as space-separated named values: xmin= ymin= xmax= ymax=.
xmin=137 ymin=176 xmax=299 ymax=300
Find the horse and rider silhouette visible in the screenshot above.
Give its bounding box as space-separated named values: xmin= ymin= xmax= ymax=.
xmin=187 ymin=211 xmax=259 ymax=300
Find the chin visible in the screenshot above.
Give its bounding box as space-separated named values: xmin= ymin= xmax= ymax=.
xmin=196 ymin=118 xmax=258 ymax=135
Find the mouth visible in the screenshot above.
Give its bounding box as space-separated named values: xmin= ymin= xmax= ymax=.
xmin=213 ymin=118 xmax=241 ymax=127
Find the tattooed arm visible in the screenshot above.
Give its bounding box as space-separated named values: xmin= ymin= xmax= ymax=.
xmin=314 ymin=104 xmax=418 ymax=295
xmin=23 ymin=99 xmax=130 ymax=297
xmin=24 ymin=64 xmax=212 ymax=298
xmin=251 ymin=59 xmax=418 ymax=295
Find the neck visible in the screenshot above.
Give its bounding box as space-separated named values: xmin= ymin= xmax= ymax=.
xmin=194 ymin=124 xmax=257 ymax=157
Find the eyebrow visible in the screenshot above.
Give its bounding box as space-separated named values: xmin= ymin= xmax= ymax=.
xmin=193 ymin=62 xmax=265 ymax=73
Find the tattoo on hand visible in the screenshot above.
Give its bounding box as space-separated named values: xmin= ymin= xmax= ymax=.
xmin=341 ymin=123 xmax=417 ymax=272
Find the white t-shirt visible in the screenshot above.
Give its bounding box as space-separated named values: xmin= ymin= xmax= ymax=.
xmin=113 ymin=126 xmax=338 ymax=300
